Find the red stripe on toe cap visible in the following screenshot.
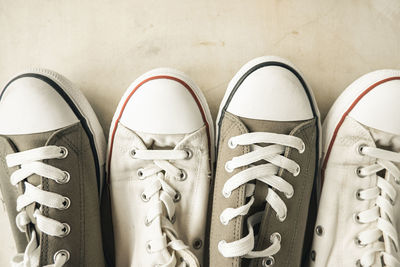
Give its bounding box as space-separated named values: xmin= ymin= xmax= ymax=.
xmin=321 ymin=76 xmax=400 ymax=185
xmin=107 ymin=75 xmax=211 ymax=183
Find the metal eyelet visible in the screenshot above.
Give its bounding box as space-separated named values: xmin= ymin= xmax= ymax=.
xmin=225 ymin=162 xmax=234 ymax=173
xmin=170 ymin=214 xmax=176 ymax=224
xmin=285 ymin=190 xmax=294 ymax=199
xmin=293 ymin=166 xmax=300 ymax=177
xmin=141 ymin=192 xmax=149 ymax=202
xmin=57 ymin=171 xmax=70 ymax=184
xmin=355 ymin=167 xmax=366 ymax=178
xmin=220 ymin=214 xmax=229 ymax=225
xmin=276 ymin=213 xmax=286 ymax=222
xmin=144 ymin=217 xmax=151 ymax=227
xmin=53 ymin=249 xmax=70 ymax=263
xmin=357 ymin=144 xmax=367 ymax=156
xmin=315 ymin=225 xmax=324 ymax=236
xmin=356 ymin=189 xmax=364 ymax=200
xmin=60 ymin=223 xmax=70 ymax=237
xmin=310 ymin=250 xmax=316 ymax=261
xmin=58 ymin=147 xmax=68 ymax=159
xmin=146 ymin=242 xmax=152 ymax=253
xmin=353 ymin=213 xmax=362 ymax=224
xmin=354 ymin=236 xmax=366 ymax=247
xmin=137 ymin=168 xmax=144 ymax=179
xmin=177 ymin=170 xmax=187 ymax=181
xmin=60 ymin=197 xmax=70 ymax=210
xmin=228 ymin=138 xmax=237 ymax=149
xmin=262 ymin=256 xmax=275 ymax=266
xmin=173 ymin=191 xmax=181 ymax=202
xmin=130 ymin=149 xmax=136 ymax=158
xmin=184 ymin=148 xmax=193 ymax=159
xmin=270 ymin=232 xmax=281 ymax=243
xmin=299 ymin=142 xmax=306 ymax=154
xmin=193 ymin=238 xmax=203 ymax=250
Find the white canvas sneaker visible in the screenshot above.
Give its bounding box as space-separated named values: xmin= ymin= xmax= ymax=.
xmin=107 ymin=68 xmax=214 ymax=267
xmin=310 ymin=70 xmax=400 ymax=267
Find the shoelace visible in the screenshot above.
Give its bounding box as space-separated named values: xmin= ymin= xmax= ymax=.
xmin=130 ymin=147 xmax=199 ymax=267
xmin=218 ymin=132 xmax=305 ymax=260
xmin=6 ymin=146 xmax=71 ymax=267
xmin=354 ymin=145 xmax=400 ymax=267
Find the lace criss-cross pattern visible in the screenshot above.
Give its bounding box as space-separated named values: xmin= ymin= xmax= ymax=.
xmin=354 ymin=145 xmax=400 ymax=267
xmin=6 ymin=146 xmax=71 ymax=267
xmin=218 ymin=132 xmax=305 ymax=262
xmin=130 ymin=147 xmax=199 ymax=267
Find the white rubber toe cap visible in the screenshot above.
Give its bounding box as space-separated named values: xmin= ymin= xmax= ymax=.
xmin=0 ymin=76 xmax=78 ymax=135
xmin=226 ymin=64 xmax=314 ymax=121
xmin=349 ymin=78 xmax=400 ymax=135
xmin=120 ymin=75 xmax=204 ymax=134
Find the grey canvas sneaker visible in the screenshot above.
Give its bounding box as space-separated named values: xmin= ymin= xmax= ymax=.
xmin=107 ymin=68 xmax=214 ymax=266
xmin=0 ymin=69 xmax=106 ymax=267
xmin=209 ymin=56 xmax=321 ymax=267
xmin=310 ymin=70 xmax=400 ymax=267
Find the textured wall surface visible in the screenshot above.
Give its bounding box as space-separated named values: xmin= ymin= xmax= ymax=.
xmin=0 ymin=0 xmax=400 ymax=264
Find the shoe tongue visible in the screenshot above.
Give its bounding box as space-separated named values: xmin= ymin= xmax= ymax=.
xmin=7 ymin=130 xmax=55 ymax=237
xmin=239 ymin=116 xmax=303 ymax=135
xmin=134 ymin=130 xmax=188 ymax=150
xmin=368 ymin=126 xmax=400 ymax=153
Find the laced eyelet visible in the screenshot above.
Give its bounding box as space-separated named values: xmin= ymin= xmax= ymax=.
xmin=177 ymin=170 xmax=187 ymax=181
xmin=354 ymin=236 xmax=366 ymax=247
xmin=276 ymin=213 xmax=286 ymax=222
xmin=141 ymin=192 xmax=149 ymax=202
xmin=220 ymin=214 xmax=229 ymax=225
xmin=60 ymin=223 xmax=70 ymax=237
xmin=57 ymin=171 xmax=70 ymax=184
xmin=299 ymin=142 xmax=306 ymax=154
xmin=270 ymin=232 xmax=281 ymax=243
xmin=315 ymin=225 xmax=324 ymax=236
xmin=184 ymin=148 xmax=193 ymax=159
xmin=355 ymin=189 xmax=363 ymax=200
xmin=222 ymin=189 xmax=231 ymax=198
xmin=353 ymin=213 xmax=362 ymax=224
xmin=146 ymin=242 xmax=152 ymax=253
xmin=58 ymin=147 xmax=68 ymax=159
xmin=173 ymin=191 xmax=181 ymax=202
xmin=193 ymin=238 xmax=203 ymax=250
xmin=137 ymin=168 xmax=144 ymax=179
xmin=225 ymin=162 xmax=234 ymax=173
xmin=130 ymin=149 xmax=136 ymax=158
xmin=170 ymin=214 xmax=176 ymax=224
xmin=228 ymin=138 xmax=237 ymax=149
xmin=355 ymin=167 xmax=366 ymax=178
xmin=53 ymin=249 xmax=70 ymax=263
xmin=144 ymin=217 xmax=151 ymax=226
xmin=357 ymin=144 xmax=367 ymax=156
xmin=60 ymin=197 xmax=70 ymax=210
xmin=285 ymin=191 xmax=294 ymax=199
xmin=262 ymin=256 xmax=275 ymax=266
xmin=310 ymin=250 xmax=316 ymax=261
xmin=293 ymin=166 xmax=300 ymax=177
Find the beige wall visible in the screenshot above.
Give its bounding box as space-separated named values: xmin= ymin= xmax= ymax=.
xmin=1 ymin=0 xmax=399 ymax=264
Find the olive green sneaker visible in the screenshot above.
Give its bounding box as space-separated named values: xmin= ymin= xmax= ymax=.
xmin=209 ymin=56 xmax=321 ymax=267
xmin=0 ymin=69 xmax=106 ymax=267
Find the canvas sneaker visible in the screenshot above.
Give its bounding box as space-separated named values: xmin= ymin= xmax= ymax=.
xmin=107 ymin=68 xmax=214 ymax=266
xmin=209 ymin=56 xmax=321 ymax=267
xmin=0 ymin=69 xmax=107 ymax=266
xmin=310 ymin=70 xmax=400 ymax=267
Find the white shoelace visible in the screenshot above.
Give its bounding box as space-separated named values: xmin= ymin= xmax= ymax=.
xmin=6 ymin=146 xmax=71 ymax=267
xmin=218 ymin=132 xmax=305 ymax=260
xmin=355 ymin=146 xmax=400 ymax=267
xmin=131 ymin=148 xmax=199 ymax=267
